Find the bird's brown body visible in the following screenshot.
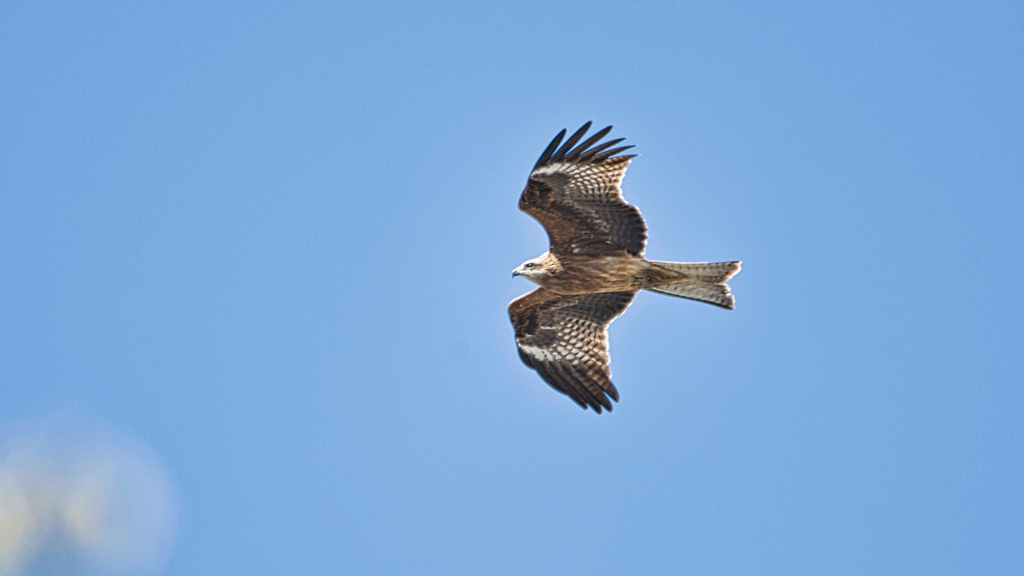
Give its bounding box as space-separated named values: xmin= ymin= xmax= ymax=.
xmin=524 ymin=251 xmax=692 ymax=295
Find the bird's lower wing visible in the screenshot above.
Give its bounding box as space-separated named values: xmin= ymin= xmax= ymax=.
xmin=508 ymin=288 xmax=636 ymax=413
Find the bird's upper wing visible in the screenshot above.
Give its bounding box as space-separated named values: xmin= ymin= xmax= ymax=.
xmin=508 ymin=287 xmax=636 ymax=413
xmin=519 ymin=122 xmax=647 ymax=257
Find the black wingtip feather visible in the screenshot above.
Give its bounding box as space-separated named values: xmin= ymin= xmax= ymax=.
xmin=552 ymin=122 xmax=593 ymax=160
xmin=592 ymin=146 xmax=636 ymax=161
xmin=605 ymin=383 xmax=620 ymax=403
xmin=578 ymin=137 xmax=625 ymax=160
xmin=566 ymin=126 xmax=614 ymax=160
xmin=534 ymin=128 xmax=567 ymax=169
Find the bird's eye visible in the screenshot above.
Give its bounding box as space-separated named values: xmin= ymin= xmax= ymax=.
xmin=525 ymin=263 xmax=534 ymax=268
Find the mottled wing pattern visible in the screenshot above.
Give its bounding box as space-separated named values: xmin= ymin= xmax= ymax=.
xmin=519 ymin=122 xmax=648 ymax=257
xmin=508 ymin=287 xmax=636 ymax=413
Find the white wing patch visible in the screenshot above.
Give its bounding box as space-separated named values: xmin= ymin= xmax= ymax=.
xmin=519 ymin=344 xmax=555 ymax=363
xmin=531 ymin=162 xmax=568 ymax=176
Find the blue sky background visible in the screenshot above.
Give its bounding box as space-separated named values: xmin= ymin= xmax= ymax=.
xmin=2 ymin=1 xmax=1022 ymax=574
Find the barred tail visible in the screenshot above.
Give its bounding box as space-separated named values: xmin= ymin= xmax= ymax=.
xmin=646 ymin=261 xmax=741 ymax=310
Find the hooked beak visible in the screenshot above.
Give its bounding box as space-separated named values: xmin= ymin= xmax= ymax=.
xmin=511 ymin=269 xmax=521 ymax=278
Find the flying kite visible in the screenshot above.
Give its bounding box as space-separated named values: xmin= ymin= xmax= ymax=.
xmin=509 ymin=122 xmax=740 ymax=413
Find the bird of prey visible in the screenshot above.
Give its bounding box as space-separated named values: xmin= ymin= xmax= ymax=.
xmin=509 ymin=122 xmax=740 ymax=413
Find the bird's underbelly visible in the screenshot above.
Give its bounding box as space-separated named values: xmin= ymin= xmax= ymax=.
xmin=540 ymin=256 xmax=652 ymax=294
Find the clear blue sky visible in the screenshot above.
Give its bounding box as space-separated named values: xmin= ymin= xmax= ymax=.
xmin=2 ymin=1 xmax=1022 ymax=574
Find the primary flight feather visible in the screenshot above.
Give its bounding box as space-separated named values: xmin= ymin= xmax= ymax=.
xmin=509 ymin=122 xmax=741 ymax=413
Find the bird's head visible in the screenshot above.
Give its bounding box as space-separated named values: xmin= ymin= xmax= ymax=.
xmin=512 ymin=254 xmax=551 ymax=284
